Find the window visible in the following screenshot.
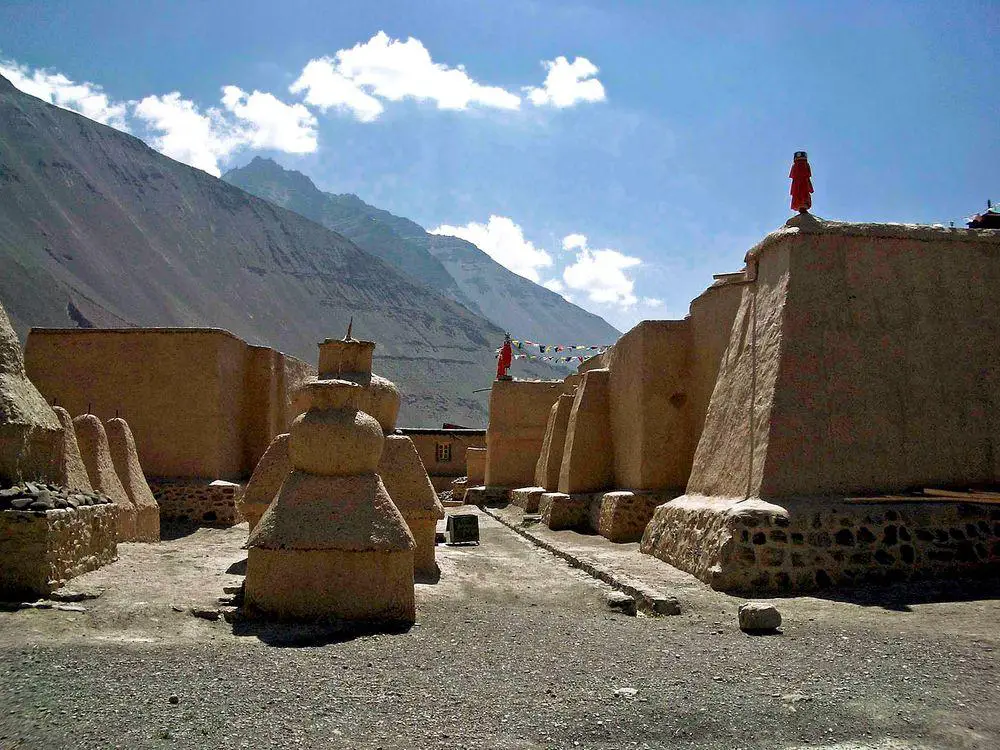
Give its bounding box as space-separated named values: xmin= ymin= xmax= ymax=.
xmin=435 ymin=442 xmax=453 ymax=463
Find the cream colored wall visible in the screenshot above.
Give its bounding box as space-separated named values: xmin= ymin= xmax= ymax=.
xmin=485 ymin=380 xmax=563 ymax=487
xmin=558 ymin=369 xmax=614 ymax=494
xmin=534 ymin=394 xmax=574 ymax=490
xmin=687 ymin=283 xmax=744 ymax=445
xmin=608 ymin=321 xmax=693 ymax=490
xmin=406 ymin=432 xmax=486 ymax=485
xmin=24 ymin=329 xmax=313 ymax=479
xmin=690 ymin=221 xmax=1000 ymax=499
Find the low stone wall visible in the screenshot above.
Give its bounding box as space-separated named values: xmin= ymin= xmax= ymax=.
xmin=511 ymin=487 xmax=545 ymax=514
xmin=0 ymin=504 xmax=118 ymax=598
xmin=539 ymin=492 xmax=592 ymax=531
xmin=595 ymin=491 xmax=678 ymax=543
xmin=149 ymin=479 xmax=244 ymax=526
xmin=641 ymin=495 xmax=1000 ymax=594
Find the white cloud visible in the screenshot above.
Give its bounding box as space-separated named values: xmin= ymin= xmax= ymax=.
xmin=288 ymin=58 xmax=384 ymax=122
xmin=220 ymin=86 xmax=317 ymax=153
xmin=132 ymin=93 xmax=238 ymax=175
xmin=562 ymin=233 xmax=587 ymax=251
xmin=526 ymin=56 xmax=606 ymax=108
xmin=290 ymin=32 xmax=521 ymax=120
xmin=641 ymin=297 xmax=664 ymax=307
xmin=0 ymin=60 xmax=129 ymax=129
xmin=430 ymin=215 xmax=553 ymax=283
xmin=560 ymin=234 xmax=641 ymax=307
xmin=133 ymin=87 xmax=317 ymax=176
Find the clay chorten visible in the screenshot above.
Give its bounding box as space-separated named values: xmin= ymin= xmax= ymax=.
xmin=0 ymin=301 xmax=61 ymax=485
xmin=238 ymin=432 xmax=291 ymax=532
xmin=303 ymin=326 xmax=444 ymax=578
xmin=106 ymin=417 xmax=160 ymax=542
xmin=245 ymin=378 xmax=415 ymax=622
xmin=51 ymin=406 xmax=93 ymax=493
xmin=74 ymin=414 xmax=138 ymax=542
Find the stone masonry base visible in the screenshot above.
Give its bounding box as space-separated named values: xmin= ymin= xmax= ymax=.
xmin=149 ymin=479 xmax=244 ymax=526
xmin=0 ymin=504 xmax=118 ymax=599
xmin=641 ymin=495 xmax=1000 ymax=594
xmin=535 ymin=489 xmax=678 ymax=543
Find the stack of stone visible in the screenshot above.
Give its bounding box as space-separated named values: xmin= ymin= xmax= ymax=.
xmin=245 ymin=378 xmax=416 ymax=623
xmin=0 ymin=483 xmax=113 ymax=511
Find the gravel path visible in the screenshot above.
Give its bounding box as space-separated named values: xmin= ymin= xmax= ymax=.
xmin=1 ymin=508 xmax=997 ymax=749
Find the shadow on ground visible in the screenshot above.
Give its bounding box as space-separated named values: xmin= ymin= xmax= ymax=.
xmin=231 ymin=617 xmax=413 ymax=647
xmin=804 ymin=569 xmax=1000 ymax=611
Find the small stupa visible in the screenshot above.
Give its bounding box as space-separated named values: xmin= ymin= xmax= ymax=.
xmin=302 ymin=321 xmax=444 ymax=577
xmin=237 ymin=432 xmax=291 ymax=532
xmin=74 ymin=413 xmax=138 ymax=542
xmin=244 ymin=377 xmax=415 ymax=623
xmin=106 ymin=417 xmax=160 ymax=542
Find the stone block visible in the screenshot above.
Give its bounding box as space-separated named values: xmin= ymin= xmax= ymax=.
xmin=0 ymin=504 xmax=117 ymax=599
xmin=739 ymin=602 xmax=782 ymax=632
xmin=596 ymin=491 xmax=674 ymax=543
xmin=539 ymin=492 xmax=592 ymax=531
xmin=511 ymin=486 xmax=545 ymax=513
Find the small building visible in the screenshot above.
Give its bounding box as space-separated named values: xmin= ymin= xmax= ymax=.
xmin=396 ymin=427 xmax=486 ymax=491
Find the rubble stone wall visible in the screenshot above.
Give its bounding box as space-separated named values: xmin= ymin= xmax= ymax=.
xmin=0 ymin=504 xmax=117 ymax=598
xmin=641 ymin=495 xmax=1000 ymax=594
xmin=150 ymin=479 xmax=243 ymax=526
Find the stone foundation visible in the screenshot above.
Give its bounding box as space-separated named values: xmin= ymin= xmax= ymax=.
xmin=511 ymin=487 xmax=545 ymax=513
xmin=245 ymin=547 xmax=415 ymax=622
xmin=641 ymin=495 xmax=1000 ymax=594
xmin=0 ymin=504 xmax=117 ymax=598
xmin=463 ymin=486 xmax=510 ymax=507
xmin=410 ymin=517 xmax=439 ymax=578
xmin=539 ymin=492 xmax=592 ymax=531
xmin=149 ymin=479 xmax=244 ymax=526
xmin=595 ymin=491 xmax=676 ymax=543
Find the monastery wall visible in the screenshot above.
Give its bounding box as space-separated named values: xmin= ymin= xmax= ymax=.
xmin=608 ymin=321 xmax=693 ymax=491
xmin=24 ymin=328 xmax=313 ymax=480
xmin=485 ymin=380 xmax=564 ymax=488
xmin=690 ymin=220 xmax=1000 ymax=499
xmin=558 ymin=369 xmax=614 ymax=494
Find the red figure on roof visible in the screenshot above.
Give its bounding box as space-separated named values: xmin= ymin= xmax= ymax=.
xmin=790 ymin=151 xmax=813 ymax=213
xmin=496 ymin=333 xmax=513 ymax=380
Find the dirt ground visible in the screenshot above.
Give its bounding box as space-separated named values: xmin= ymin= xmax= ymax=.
xmin=0 ymin=506 xmax=998 ymax=749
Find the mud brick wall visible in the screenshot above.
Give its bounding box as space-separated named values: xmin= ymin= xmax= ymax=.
xmin=150 ymin=480 xmax=244 ymax=526
xmin=642 ymin=497 xmax=1000 ymax=594
xmin=0 ymin=504 xmax=117 ymax=598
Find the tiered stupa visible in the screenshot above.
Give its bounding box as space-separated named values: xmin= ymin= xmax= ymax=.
xmin=306 ymin=326 xmax=444 ymax=578
xmin=244 ymin=377 xmax=415 ymax=622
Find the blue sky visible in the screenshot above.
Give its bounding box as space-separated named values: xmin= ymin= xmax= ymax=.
xmin=1 ymin=0 xmax=996 ymax=333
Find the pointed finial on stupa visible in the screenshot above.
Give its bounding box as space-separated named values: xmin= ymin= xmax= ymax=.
xmin=344 ymin=316 xmax=354 ymax=342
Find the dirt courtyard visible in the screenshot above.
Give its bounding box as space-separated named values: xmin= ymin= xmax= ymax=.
xmin=0 ymin=506 xmax=998 ymax=749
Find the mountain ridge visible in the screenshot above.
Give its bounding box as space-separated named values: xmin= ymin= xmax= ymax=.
xmin=223 ymin=157 xmax=621 ymax=345
xmin=0 ymin=75 xmax=562 ymax=427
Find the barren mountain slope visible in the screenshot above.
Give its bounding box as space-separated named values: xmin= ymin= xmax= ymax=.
xmin=223 ymin=158 xmax=621 ymax=345
xmin=0 ymin=76 xmax=559 ymax=426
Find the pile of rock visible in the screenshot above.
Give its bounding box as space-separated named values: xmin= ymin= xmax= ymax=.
xmin=0 ymin=482 xmax=113 ymax=512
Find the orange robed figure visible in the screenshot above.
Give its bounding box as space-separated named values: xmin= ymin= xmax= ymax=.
xmin=496 ymin=334 xmax=513 ymax=379
xmin=789 ymin=151 xmax=812 ymax=212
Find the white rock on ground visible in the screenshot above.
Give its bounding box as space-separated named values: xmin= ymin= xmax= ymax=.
xmin=738 ymin=602 xmax=782 ymax=632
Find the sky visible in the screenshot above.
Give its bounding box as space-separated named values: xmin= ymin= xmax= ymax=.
xmin=1 ymin=0 xmax=996 ymax=334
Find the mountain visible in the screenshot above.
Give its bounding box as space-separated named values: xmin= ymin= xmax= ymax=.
xmin=0 ymin=75 xmax=561 ymax=427
xmin=223 ymin=158 xmax=621 ymax=345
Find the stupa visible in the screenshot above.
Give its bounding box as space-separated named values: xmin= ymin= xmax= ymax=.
xmin=237 ymin=432 xmax=291 ymax=532
xmin=106 ymin=417 xmax=160 ymax=542
xmin=244 ymin=377 xmax=415 ymax=622
xmin=298 ymin=324 xmax=444 ymax=578
xmin=74 ymin=413 xmax=138 ymax=542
